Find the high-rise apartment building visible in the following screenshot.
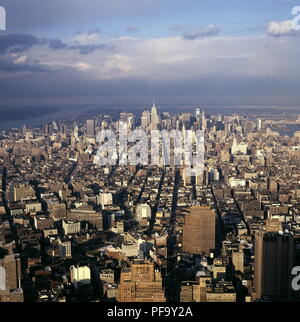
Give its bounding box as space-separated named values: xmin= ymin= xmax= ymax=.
xmin=182 ymin=206 xmax=216 ymax=256
xmin=253 ymin=231 xmax=294 ymax=301
xmin=118 ymin=260 xmax=166 ymax=302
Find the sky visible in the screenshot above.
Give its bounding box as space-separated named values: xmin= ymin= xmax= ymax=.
xmin=0 ymin=0 xmax=300 ymax=108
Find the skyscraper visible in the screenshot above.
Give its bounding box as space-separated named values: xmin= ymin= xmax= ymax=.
xmin=86 ymin=119 xmax=95 ymax=136
xmin=202 ymin=109 xmax=207 ymax=131
xmin=196 ymin=107 xmax=201 ymax=123
xmin=253 ymin=231 xmax=294 ymax=301
xmin=151 ymin=100 xmax=159 ymax=130
xmin=182 ymin=206 xmax=216 ymax=256
xmin=141 ymin=111 xmax=150 ymax=130
xmin=257 ymin=119 xmax=262 ymax=132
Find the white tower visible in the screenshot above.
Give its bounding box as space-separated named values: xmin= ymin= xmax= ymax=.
xmin=151 ymin=99 xmax=159 ymax=130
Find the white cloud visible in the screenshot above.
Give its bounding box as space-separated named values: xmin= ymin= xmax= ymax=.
xmin=13 ymin=55 xmax=28 ymax=64
xmin=15 ymin=33 xmax=300 ymax=82
xmin=2 ymin=31 xmax=300 ymax=105
xmin=72 ymin=31 xmax=102 ymax=45
xmin=267 ymin=20 xmax=298 ymax=37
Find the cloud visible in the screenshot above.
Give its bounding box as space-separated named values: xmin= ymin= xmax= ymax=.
xmin=13 ymin=55 xmax=28 ymax=64
xmin=0 ymin=33 xmax=111 ymax=57
xmin=73 ymin=31 xmax=102 ymax=45
xmin=1 ymin=30 xmax=300 ymax=106
xmin=0 ymin=56 xmax=50 ymax=73
xmin=48 ymin=39 xmax=68 ymax=50
xmin=267 ymin=20 xmax=299 ymax=37
xmin=0 ymin=33 xmax=46 ymax=54
xmin=182 ymin=25 xmax=221 ymax=40
xmin=49 ymin=38 xmax=110 ymax=54
xmin=69 ymin=44 xmax=110 ymax=55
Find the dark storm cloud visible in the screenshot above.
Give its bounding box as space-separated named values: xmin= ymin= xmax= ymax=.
xmin=0 ymin=33 xmax=46 ymax=54
xmin=182 ymin=25 xmax=221 ymax=40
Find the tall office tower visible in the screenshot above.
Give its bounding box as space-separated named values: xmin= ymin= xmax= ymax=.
xmin=257 ymin=118 xmax=262 ymax=132
xmin=182 ymin=206 xmax=216 ymax=256
xmin=43 ymin=123 xmax=50 ymax=136
xmin=151 ymin=100 xmax=159 ymax=130
xmin=59 ymin=122 xmax=67 ymax=135
xmin=244 ymin=121 xmax=253 ymax=135
xmin=118 ymin=259 xmax=166 ymax=302
xmin=73 ymin=125 xmax=79 ymax=140
xmin=86 ymin=119 xmax=95 ymax=136
xmin=0 ymin=242 xmax=23 ymax=302
xmin=253 ymin=231 xmax=294 ymax=301
xmin=196 ymin=107 xmax=201 ymax=122
xmin=202 ymin=109 xmax=207 ymax=131
xmin=141 ymin=116 xmax=148 ymax=130
xmin=141 ymin=111 xmax=150 ymax=130
xmin=22 ymin=124 xmax=27 ymax=135
xmin=52 ymin=120 xmax=58 ymax=131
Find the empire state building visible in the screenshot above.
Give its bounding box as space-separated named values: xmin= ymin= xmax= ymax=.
xmin=151 ymin=100 xmax=159 ymax=130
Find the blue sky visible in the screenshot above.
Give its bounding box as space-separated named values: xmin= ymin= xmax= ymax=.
xmin=0 ymin=0 xmax=300 ymax=107
xmin=2 ymin=0 xmax=297 ymax=37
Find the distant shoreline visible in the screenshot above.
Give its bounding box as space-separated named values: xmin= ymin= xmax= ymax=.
xmin=0 ymin=104 xmax=299 ymax=131
xmin=0 ymin=106 xmax=61 ymax=124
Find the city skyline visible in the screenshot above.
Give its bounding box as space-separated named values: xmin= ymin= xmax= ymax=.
xmin=1 ymin=105 xmax=300 ymax=304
